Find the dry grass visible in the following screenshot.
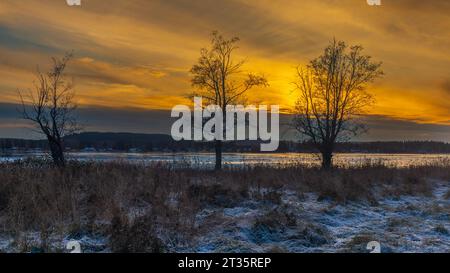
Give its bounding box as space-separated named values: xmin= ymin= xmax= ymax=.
xmin=445 ymin=190 xmax=450 ymax=200
xmin=0 ymin=158 xmax=448 ymax=252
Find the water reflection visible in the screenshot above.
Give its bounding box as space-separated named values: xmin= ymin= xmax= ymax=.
xmin=1 ymin=152 xmax=449 ymax=168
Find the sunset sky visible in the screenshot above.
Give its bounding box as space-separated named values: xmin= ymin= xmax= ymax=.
xmin=0 ymin=0 xmax=449 ymax=141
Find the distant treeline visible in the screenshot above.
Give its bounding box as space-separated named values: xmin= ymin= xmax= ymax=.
xmin=1 ymin=132 xmax=450 ymax=154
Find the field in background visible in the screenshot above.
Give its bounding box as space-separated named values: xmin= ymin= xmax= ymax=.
xmin=1 ymin=152 xmax=450 ymax=169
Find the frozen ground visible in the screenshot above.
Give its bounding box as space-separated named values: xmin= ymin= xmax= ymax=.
xmin=185 ymin=180 xmax=450 ymax=253
xmin=0 ymin=180 xmax=448 ymax=253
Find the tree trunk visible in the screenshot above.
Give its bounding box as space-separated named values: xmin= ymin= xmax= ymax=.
xmin=48 ymin=137 xmax=65 ymax=167
xmin=215 ymin=140 xmax=222 ymax=170
xmin=321 ymin=149 xmax=333 ymax=170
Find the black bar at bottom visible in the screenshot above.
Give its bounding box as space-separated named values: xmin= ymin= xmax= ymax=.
xmin=0 ymin=253 xmax=446 ymax=272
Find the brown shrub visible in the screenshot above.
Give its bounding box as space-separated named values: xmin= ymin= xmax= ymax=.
xmin=444 ymin=190 xmax=450 ymax=200
xmin=110 ymin=209 xmax=164 ymax=253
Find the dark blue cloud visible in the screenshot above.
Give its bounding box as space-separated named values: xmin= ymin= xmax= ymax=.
xmin=0 ymin=26 xmax=57 ymax=53
xmin=1 ymin=103 xmax=449 ymax=142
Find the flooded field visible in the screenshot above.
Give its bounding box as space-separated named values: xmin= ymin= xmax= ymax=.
xmin=1 ymin=152 xmax=449 ymax=168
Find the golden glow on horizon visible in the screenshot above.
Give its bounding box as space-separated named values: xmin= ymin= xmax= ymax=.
xmin=0 ymin=0 xmax=449 ymax=125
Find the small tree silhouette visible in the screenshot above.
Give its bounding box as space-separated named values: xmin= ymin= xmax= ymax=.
xmin=18 ymin=52 xmax=79 ymax=167
xmin=190 ymin=31 xmax=268 ymax=170
xmin=293 ymin=39 xmax=383 ymax=169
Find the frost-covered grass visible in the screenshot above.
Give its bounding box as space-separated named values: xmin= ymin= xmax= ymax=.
xmin=0 ymin=159 xmax=449 ymax=253
xmin=192 ymin=184 xmax=449 ymax=253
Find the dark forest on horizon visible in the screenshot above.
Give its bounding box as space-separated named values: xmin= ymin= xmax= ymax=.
xmin=1 ymin=132 xmax=450 ymax=154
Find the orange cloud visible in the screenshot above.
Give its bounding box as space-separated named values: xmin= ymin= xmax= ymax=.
xmin=0 ymin=0 xmax=449 ymax=127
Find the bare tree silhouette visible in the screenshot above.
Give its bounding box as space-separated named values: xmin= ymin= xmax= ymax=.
xmin=293 ymin=39 xmax=383 ymax=169
xmin=190 ymin=31 xmax=268 ymax=170
xmin=18 ymin=52 xmax=79 ymax=167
